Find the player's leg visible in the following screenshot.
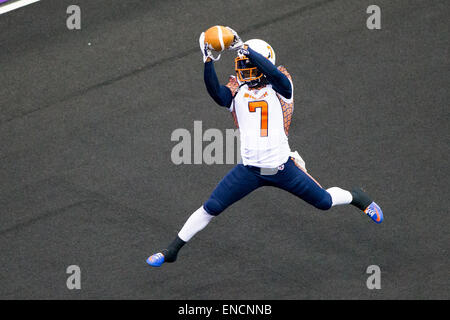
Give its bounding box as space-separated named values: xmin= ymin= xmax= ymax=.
xmin=326 ymin=187 xmax=353 ymax=206
xmin=272 ymin=157 xmax=383 ymax=223
xmin=327 ymin=186 xmax=383 ymax=223
xmin=147 ymin=164 xmax=264 ymax=267
xmin=348 ymin=187 xmax=383 ymax=223
xmin=268 ymin=157 xmax=333 ymax=210
xmin=146 ymin=206 xmax=212 ymax=267
xmin=320 ymin=186 xmax=383 ymax=223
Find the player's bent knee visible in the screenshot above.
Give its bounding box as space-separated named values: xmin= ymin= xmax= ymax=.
xmin=314 ymin=193 xmax=332 ymax=211
xmin=203 ymin=197 xmax=226 ymax=216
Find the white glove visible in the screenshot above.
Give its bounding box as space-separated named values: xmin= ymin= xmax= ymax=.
xmin=225 ymin=27 xmax=244 ymax=51
xmin=199 ymin=32 xmax=221 ymax=63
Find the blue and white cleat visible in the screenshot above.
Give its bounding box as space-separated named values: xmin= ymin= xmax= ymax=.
xmin=364 ymin=202 xmax=383 ymax=224
xmin=147 ymin=252 xmax=165 ymax=267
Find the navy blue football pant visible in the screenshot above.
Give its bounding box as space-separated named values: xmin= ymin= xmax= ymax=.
xmin=204 ymin=157 xmax=332 ymax=216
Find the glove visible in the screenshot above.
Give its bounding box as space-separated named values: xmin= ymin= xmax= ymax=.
xmin=199 ymin=32 xmax=221 ymax=63
xmin=236 ymin=46 xmax=250 ymax=57
xmin=225 ymin=27 xmax=244 ymax=51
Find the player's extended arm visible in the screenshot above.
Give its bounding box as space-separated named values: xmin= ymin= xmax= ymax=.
xmin=204 ymin=60 xmax=233 ymax=108
xmin=247 ymin=47 xmax=292 ymax=99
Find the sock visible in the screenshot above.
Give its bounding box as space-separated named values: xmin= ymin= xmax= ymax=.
xmin=162 ymin=206 xmax=214 ymax=263
xmin=162 ymin=236 xmax=186 ymax=263
xmin=326 ymin=187 xmax=353 ymax=206
xmin=178 ymin=206 xmax=214 ymax=242
xmin=350 ymin=188 xmax=373 ymax=211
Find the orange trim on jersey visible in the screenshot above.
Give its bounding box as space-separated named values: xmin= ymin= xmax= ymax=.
xmin=277 ymin=94 xmax=293 ymax=136
xmin=231 ymin=108 xmax=239 ymax=129
xmin=291 ymin=157 xmax=322 ymax=188
xmin=277 ymin=65 xmax=292 ymax=80
xmin=244 ymin=92 xmax=268 ymax=100
xmin=275 ymin=65 xmax=294 ymax=136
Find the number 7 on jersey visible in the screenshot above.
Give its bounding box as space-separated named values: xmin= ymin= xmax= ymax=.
xmin=248 ymin=100 xmax=268 ymax=137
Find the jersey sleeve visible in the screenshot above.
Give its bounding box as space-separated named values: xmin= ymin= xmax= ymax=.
xmin=277 ymin=65 xmax=294 ymax=104
xmin=276 ymin=66 xmax=294 ymax=136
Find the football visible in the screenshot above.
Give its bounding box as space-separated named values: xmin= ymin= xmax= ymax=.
xmin=204 ymin=25 xmax=235 ymax=52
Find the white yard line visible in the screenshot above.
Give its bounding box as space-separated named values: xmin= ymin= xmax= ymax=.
xmin=0 ymin=0 xmax=41 ymax=15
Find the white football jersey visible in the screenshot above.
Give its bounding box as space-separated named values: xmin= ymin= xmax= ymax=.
xmin=226 ymin=66 xmax=294 ymax=168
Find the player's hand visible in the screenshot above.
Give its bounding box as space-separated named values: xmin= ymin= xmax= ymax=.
xmin=236 ymin=44 xmax=249 ymax=57
xmin=199 ymin=32 xmax=221 ymax=63
xmin=226 ymin=27 xmax=244 ymax=51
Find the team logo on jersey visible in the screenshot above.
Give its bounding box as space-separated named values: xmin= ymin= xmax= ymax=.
xmin=244 ymin=92 xmax=268 ymax=100
xmin=277 ymin=164 xmax=285 ymax=171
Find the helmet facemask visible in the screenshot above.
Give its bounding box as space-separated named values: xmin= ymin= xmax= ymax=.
xmin=234 ymin=39 xmax=275 ymax=88
xmin=234 ymin=56 xmax=268 ymax=88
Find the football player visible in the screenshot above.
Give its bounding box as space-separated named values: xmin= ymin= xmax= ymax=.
xmin=147 ymin=28 xmax=383 ymax=267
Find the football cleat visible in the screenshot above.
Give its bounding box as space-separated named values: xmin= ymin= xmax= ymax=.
xmin=364 ymin=202 xmax=384 ymax=224
xmin=146 ymin=252 xmax=165 ymax=267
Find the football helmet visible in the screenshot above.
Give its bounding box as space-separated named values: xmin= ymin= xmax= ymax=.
xmin=235 ymin=39 xmax=276 ymax=87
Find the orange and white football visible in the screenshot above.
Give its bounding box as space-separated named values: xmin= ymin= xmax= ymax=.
xmin=204 ymin=26 xmax=235 ymax=52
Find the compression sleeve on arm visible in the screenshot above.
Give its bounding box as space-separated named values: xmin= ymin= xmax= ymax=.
xmin=247 ymin=47 xmax=292 ymax=99
xmin=204 ymin=61 xmax=233 ymax=108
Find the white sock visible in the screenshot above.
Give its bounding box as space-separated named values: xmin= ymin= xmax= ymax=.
xmin=178 ymin=206 xmax=214 ymax=242
xmin=326 ymin=187 xmax=353 ymax=207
